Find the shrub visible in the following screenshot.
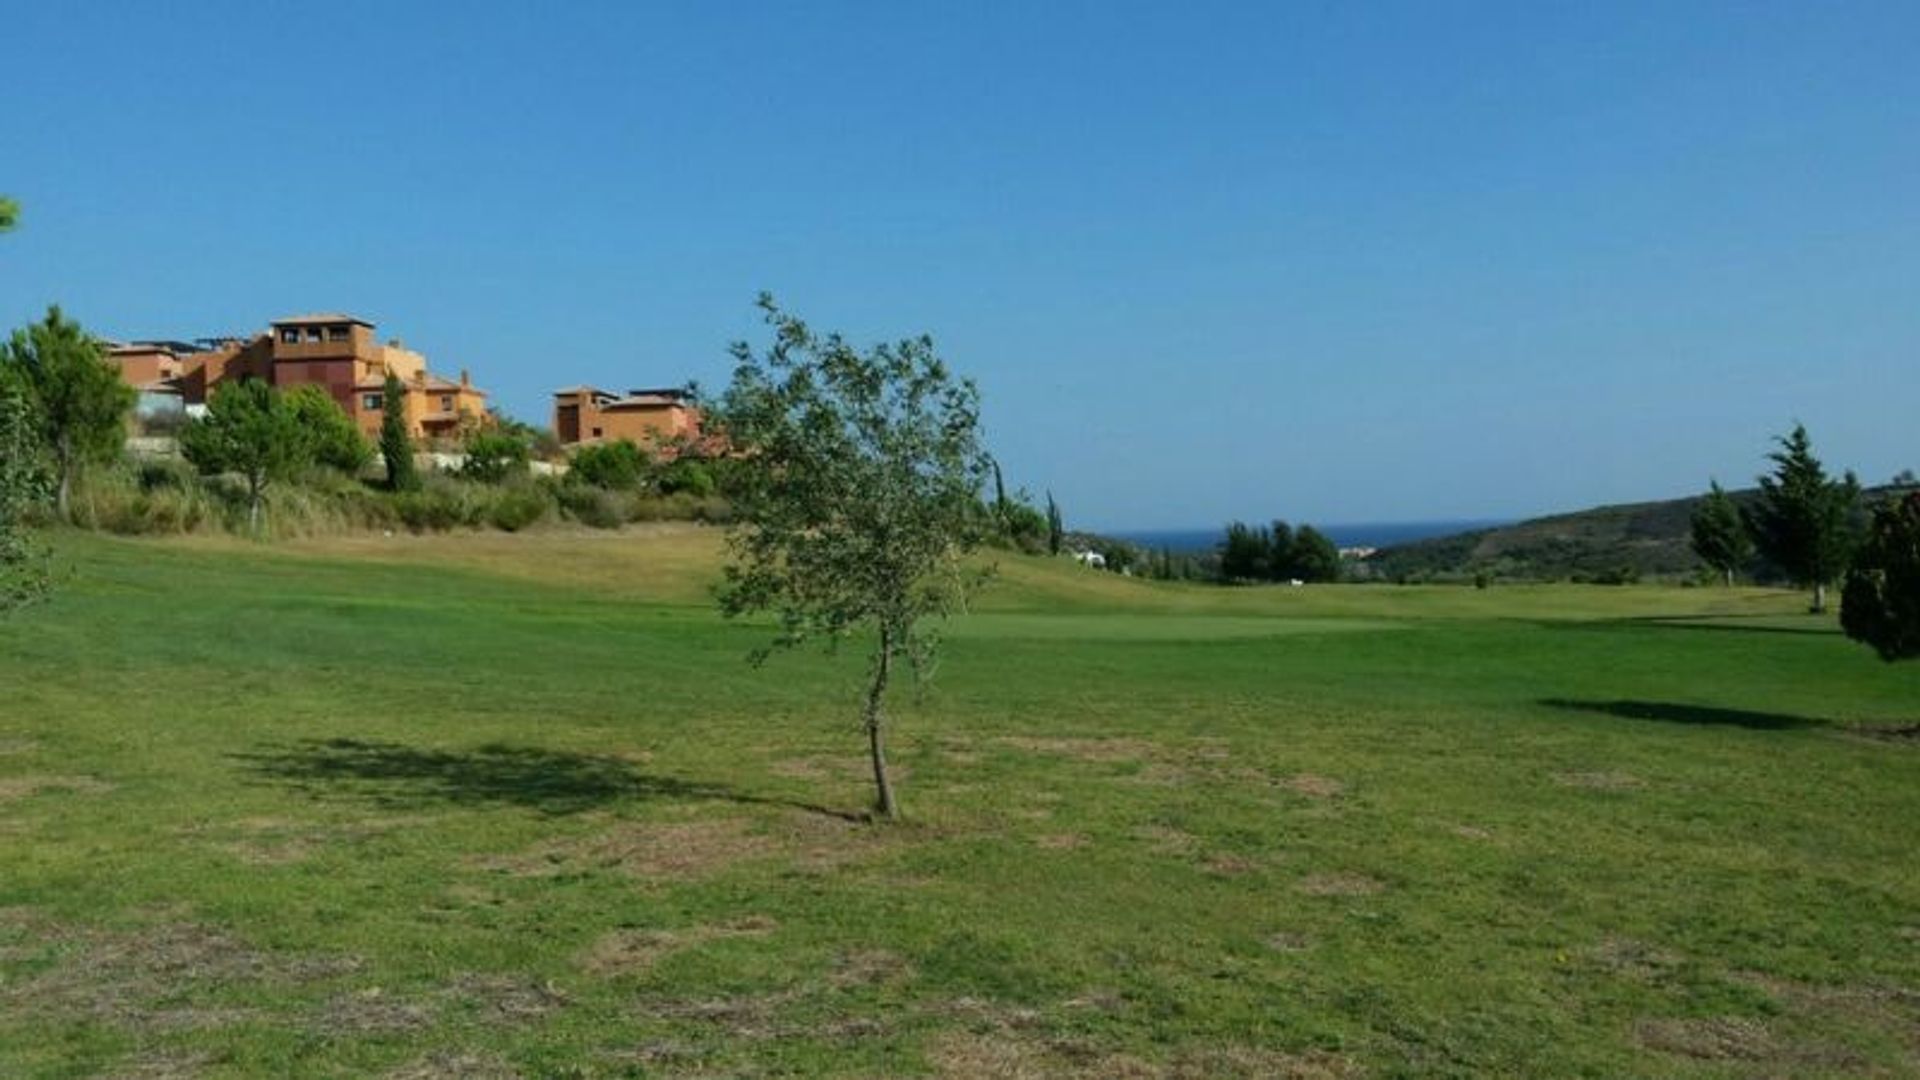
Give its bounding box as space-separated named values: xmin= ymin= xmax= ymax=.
xmin=657 ymin=458 xmax=716 ymax=497
xmin=461 ymin=430 xmax=531 ymax=484
xmin=284 ymin=385 xmax=374 ymax=473
xmin=555 ymin=483 xmax=625 ymax=529
xmin=569 ymin=440 xmax=648 ymax=490
xmin=487 ymin=485 xmax=548 ymax=532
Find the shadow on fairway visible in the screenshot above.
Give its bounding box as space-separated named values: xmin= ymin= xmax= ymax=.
xmin=231 ymin=738 xmax=862 ymax=820
xmin=1619 ymin=614 xmax=1837 ymax=636
xmin=1540 ymin=698 xmax=1823 ymax=730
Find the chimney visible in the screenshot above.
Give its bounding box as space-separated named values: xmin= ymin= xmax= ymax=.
xmin=460 ymin=368 xmax=470 ymax=387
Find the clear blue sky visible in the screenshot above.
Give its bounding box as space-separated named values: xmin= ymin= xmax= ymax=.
xmin=4 ymin=2 xmax=1915 ymax=530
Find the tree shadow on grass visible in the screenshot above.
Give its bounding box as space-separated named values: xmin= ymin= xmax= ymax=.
xmin=1539 ymin=698 xmax=1824 ymax=730
xmin=231 ymin=738 xmax=862 ymax=820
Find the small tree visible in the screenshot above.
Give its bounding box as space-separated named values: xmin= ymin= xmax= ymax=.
xmin=1266 ymin=521 xmax=1297 ymax=582
xmin=460 ymin=429 xmax=531 ymax=483
xmin=1840 ymin=493 xmax=1920 ymax=662
xmin=568 ymin=439 xmax=648 ymax=490
xmin=1290 ymin=524 xmax=1341 ymax=583
xmin=1745 ymin=424 xmax=1860 ymax=613
xmin=379 ymin=373 xmax=417 ymax=492
xmin=180 ymin=380 xmax=312 ymax=534
xmin=715 ymin=295 xmax=994 ymax=821
xmin=1 ymin=306 xmax=135 ymax=518
xmin=1045 ymin=490 xmax=1064 ymax=556
xmin=1689 ymin=480 xmax=1751 ymax=587
xmin=284 ymin=385 xmax=373 ymax=474
xmin=0 ymin=196 xmax=18 ymax=233
xmin=0 ymin=382 xmax=50 ymax=612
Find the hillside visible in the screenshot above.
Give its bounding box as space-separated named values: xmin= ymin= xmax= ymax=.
xmin=1366 ymin=482 xmax=1913 ymax=583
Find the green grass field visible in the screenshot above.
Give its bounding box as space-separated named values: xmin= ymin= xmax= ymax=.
xmin=2 ymin=528 xmax=1917 ymax=1078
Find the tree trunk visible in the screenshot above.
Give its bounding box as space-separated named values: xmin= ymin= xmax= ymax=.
xmin=1723 ymin=567 xmax=1733 ymax=588
xmin=54 ymin=440 xmax=72 ymax=521
xmin=864 ymin=631 xmax=899 ymax=821
xmin=248 ymin=476 xmax=263 ymax=537
xmin=1811 ymin=581 xmax=1826 ymax=614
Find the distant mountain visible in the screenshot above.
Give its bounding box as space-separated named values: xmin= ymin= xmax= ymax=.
xmin=1365 ymin=482 xmax=1914 ymax=584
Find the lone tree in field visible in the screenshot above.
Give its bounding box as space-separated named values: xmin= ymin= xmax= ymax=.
xmin=1745 ymin=424 xmax=1860 ymax=613
xmin=180 ymin=380 xmax=312 ymax=534
xmin=1 ymin=306 xmax=135 ymax=518
xmin=1690 ymin=480 xmax=1751 ymax=587
xmin=1840 ymin=493 xmax=1920 ymax=662
xmin=0 ymin=381 xmax=50 ymax=613
xmin=380 ymin=372 xmax=418 ymax=492
xmin=714 ymin=295 xmax=994 ymax=821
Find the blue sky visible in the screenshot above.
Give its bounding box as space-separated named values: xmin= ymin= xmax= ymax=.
xmin=3 ymin=2 xmax=1915 ymax=529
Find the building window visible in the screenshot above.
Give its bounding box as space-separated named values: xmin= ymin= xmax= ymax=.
xmin=363 ymin=393 xmax=382 ymax=410
xmin=327 ymin=325 xmax=350 ymax=341
xmin=304 ymin=327 xmax=322 ymax=343
xmin=280 ymin=328 xmax=300 ymax=344
xmin=591 ymin=427 xmax=602 ymax=437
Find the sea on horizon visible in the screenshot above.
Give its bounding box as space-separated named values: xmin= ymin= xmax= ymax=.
xmin=1105 ymin=520 xmax=1510 ymax=554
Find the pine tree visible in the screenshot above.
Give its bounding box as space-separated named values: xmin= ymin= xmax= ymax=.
xmin=1689 ymin=480 xmax=1751 ymax=586
xmin=1 ymin=306 xmax=136 ymax=518
xmin=1045 ymin=490 xmax=1064 ymax=555
xmin=1745 ymin=424 xmax=1860 ymax=613
xmin=180 ymin=380 xmax=313 ymax=535
xmin=1267 ymin=521 xmax=1296 ymax=581
xmin=1290 ymin=524 xmax=1342 ymax=583
xmin=380 ymin=372 xmax=418 ymax=492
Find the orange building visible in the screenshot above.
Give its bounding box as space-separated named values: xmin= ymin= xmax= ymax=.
xmin=552 ymin=386 xmax=702 ymax=449
xmin=106 ymin=313 xmax=488 ymax=440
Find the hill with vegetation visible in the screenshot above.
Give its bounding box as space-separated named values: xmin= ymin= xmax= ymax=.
xmin=1366 ymin=482 xmax=1914 ymax=584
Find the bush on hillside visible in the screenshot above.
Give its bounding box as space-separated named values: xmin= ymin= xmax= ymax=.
xmin=460 ymin=430 xmax=531 ymax=484
xmin=569 ymin=440 xmax=648 ymax=490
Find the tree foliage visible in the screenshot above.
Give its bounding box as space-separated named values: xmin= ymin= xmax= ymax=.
xmin=568 ymin=439 xmax=649 ymax=490
xmin=714 ymin=295 xmax=994 ymax=820
xmin=1045 ymin=491 xmax=1064 ymax=556
xmin=180 ymin=379 xmax=311 ymax=533
xmin=1218 ymin=519 xmax=1341 ymax=583
xmin=460 ymin=429 xmax=532 ymax=484
xmin=1689 ymin=480 xmax=1751 ymax=586
xmin=380 ymin=373 xmax=418 ymax=492
xmin=1745 ymin=424 xmax=1860 ymax=612
xmin=284 ymin=385 xmax=372 ymax=473
xmin=0 ymin=195 xmax=18 ymax=233
xmin=1 ymin=306 xmax=135 ymax=517
xmin=0 ymin=381 xmax=50 ymax=613
xmin=1840 ymin=493 xmax=1920 ymax=662
xmin=1290 ymin=525 xmax=1341 ymax=583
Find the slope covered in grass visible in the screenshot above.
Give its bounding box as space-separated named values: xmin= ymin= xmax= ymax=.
xmin=1 ymin=531 xmax=1915 ymax=1077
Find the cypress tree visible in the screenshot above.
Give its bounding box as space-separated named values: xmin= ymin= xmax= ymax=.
xmin=380 ymin=372 xmax=418 ymax=492
xmin=1841 ymin=493 xmax=1920 ymax=662
xmin=1045 ymin=490 xmax=1064 ymax=556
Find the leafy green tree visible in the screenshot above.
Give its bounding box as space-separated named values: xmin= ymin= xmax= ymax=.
xmin=1745 ymin=424 xmax=1860 ymax=613
xmin=180 ymin=380 xmax=312 ymax=534
xmin=1689 ymin=480 xmax=1751 ymax=587
xmin=1218 ymin=521 xmax=1269 ymax=581
xmin=1266 ymin=521 xmax=1297 ymax=581
xmin=0 ymin=196 xmax=18 ymax=233
xmin=460 ymin=429 xmax=531 ymax=484
xmin=1 ymin=306 xmax=135 ymax=518
xmin=1840 ymin=493 xmax=1920 ymax=662
xmin=283 ymin=385 xmax=373 ymax=474
xmin=569 ymin=439 xmax=648 ymax=489
xmin=379 ymin=373 xmax=418 ymax=492
xmin=0 ymin=382 xmax=50 ymax=612
xmin=1290 ymin=524 xmax=1341 ymax=583
xmin=714 ymin=295 xmax=994 ymax=821
xmin=1045 ymin=490 xmax=1064 ymax=556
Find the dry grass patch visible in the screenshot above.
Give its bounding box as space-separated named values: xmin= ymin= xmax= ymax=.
xmin=580 ymin=916 xmax=778 ymax=977
xmin=319 ymin=987 xmax=435 ymax=1034
xmin=1297 ymin=873 xmax=1384 ymax=897
xmin=1634 ymin=1016 xmax=1778 ymax=1061
xmin=829 ymin=947 xmax=915 ymax=989
xmin=0 ymin=909 xmax=356 ymax=1033
xmin=0 ymin=773 xmax=114 ymax=801
xmin=481 ymin=817 xmax=778 ymax=882
xmin=1553 ymin=770 xmax=1642 ymax=791
xmin=385 ymin=1050 xmax=523 ymax=1079
xmin=1035 ymin=832 xmax=1090 ymax=850
xmin=927 ymin=1032 xmax=1358 ymax=1079
xmin=1588 ymin=937 xmax=1682 ymax=983
xmin=1134 ymin=824 xmax=1199 ymax=855
xmin=101 ymin=1049 xmax=217 ymax=1080
xmin=0 ymin=737 xmax=38 ymax=756
xmin=998 ymin=736 xmax=1160 ymax=763
xmin=1281 ymin=773 xmax=1345 ymax=798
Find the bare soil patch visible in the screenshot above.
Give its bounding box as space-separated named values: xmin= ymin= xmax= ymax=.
xmin=1296 ymin=872 xmax=1384 ymax=897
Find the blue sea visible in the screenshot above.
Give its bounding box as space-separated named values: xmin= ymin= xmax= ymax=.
xmin=1107 ymin=520 xmax=1509 ymax=554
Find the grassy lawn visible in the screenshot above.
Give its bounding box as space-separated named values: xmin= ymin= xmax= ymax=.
xmin=2 ymin=528 xmax=1917 ymax=1078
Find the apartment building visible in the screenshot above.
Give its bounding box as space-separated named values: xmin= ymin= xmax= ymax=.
xmin=551 ymin=386 xmax=702 ymax=448
xmin=107 ymin=313 xmax=488 ymax=439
